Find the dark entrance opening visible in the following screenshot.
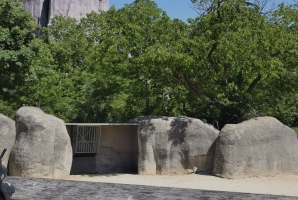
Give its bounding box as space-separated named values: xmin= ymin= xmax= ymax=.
xmin=66 ymin=124 xmax=139 ymax=175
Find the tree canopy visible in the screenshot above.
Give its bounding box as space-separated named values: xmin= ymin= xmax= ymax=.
xmin=76 ymin=0 xmax=298 ymax=125
xmin=0 ymin=0 xmax=36 ymax=94
xmin=1 ymin=0 xmax=298 ymax=127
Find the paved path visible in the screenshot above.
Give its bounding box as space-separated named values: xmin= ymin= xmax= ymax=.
xmin=5 ymin=176 xmax=298 ymax=200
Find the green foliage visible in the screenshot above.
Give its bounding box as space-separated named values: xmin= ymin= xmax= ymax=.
xmin=0 ymin=0 xmax=38 ymax=115
xmin=67 ymin=0 xmax=298 ymax=125
xmin=16 ymin=39 xmax=77 ymax=121
xmin=20 ymin=16 xmax=94 ymax=122
xmin=0 ymin=99 xmax=15 ymax=118
xmin=291 ymin=127 xmax=298 ymax=138
xmin=74 ymin=1 xmax=189 ymax=122
xmin=0 ymin=0 xmax=36 ymax=92
xmin=50 ymin=0 xmax=298 ymax=125
xmin=1 ymin=0 xmax=298 ymax=127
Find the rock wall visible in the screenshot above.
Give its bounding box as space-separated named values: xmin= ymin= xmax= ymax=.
xmin=0 ymin=114 xmax=16 ymax=168
xmin=133 ymin=116 xmax=219 ymax=175
xmin=23 ymin=0 xmax=109 ymax=27
xmin=213 ymin=117 xmax=298 ymax=178
xmin=48 ymin=0 xmax=109 ymax=23
xmin=23 ymin=0 xmax=50 ymax=27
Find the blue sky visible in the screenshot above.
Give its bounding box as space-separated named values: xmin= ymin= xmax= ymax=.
xmin=109 ymin=0 xmax=296 ymax=22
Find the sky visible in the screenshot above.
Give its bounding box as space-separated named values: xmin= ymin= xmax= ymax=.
xmin=109 ymin=0 xmax=296 ymax=22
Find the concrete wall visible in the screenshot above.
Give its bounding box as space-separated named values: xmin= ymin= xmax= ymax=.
xmin=23 ymin=0 xmax=50 ymax=27
xmin=49 ymin=0 xmax=109 ymax=23
xmin=68 ymin=125 xmax=138 ymax=174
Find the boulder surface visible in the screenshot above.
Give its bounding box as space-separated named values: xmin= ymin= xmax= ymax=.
xmin=0 ymin=114 xmax=16 ymax=168
xmin=133 ymin=116 xmax=219 ymax=175
xmin=9 ymin=107 xmax=72 ymax=178
xmin=213 ymin=117 xmax=298 ymax=179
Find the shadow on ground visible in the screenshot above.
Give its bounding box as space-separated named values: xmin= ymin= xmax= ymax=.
xmin=6 ymin=176 xmax=296 ymax=200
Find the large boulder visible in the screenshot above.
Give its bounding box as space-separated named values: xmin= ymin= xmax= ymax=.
xmin=134 ymin=116 xmax=219 ymax=175
xmin=213 ymin=117 xmax=298 ymax=179
xmin=0 ymin=114 xmax=16 ymax=168
xmin=9 ymin=107 xmax=72 ymax=178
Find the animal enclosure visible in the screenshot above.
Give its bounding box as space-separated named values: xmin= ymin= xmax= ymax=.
xmin=65 ymin=123 xmax=139 ymax=174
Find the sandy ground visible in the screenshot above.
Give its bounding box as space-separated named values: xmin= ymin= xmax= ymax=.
xmin=64 ymin=173 xmax=298 ymax=197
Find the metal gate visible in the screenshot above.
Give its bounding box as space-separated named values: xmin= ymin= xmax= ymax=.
xmin=74 ymin=126 xmax=101 ymax=154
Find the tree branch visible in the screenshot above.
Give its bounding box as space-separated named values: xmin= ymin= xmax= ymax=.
xmin=247 ymin=74 xmax=262 ymax=94
xmin=157 ymin=67 xmax=225 ymax=109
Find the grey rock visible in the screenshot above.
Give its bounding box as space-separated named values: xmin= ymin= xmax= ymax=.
xmin=23 ymin=0 xmax=50 ymax=27
xmin=0 ymin=114 xmax=16 ymax=168
xmin=213 ymin=116 xmax=298 ymax=179
xmin=135 ymin=116 xmax=219 ymax=175
xmin=49 ymin=0 xmax=109 ymax=23
xmin=23 ymin=0 xmax=109 ymax=27
xmin=127 ymin=115 xmax=162 ymax=123
xmin=9 ymin=107 xmax=72 ymax=178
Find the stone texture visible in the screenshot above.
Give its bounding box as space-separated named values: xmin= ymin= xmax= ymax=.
xmin=213 ymin=116 xmax=298 ymax=179
xmin=128 ymin=116 xmax=161 ymax=123
xmin=6 ymin=176 xmax=296 ymax=200
xmin=23 ymin=0 xmax=109 ymax=27
xmin=48 ymin=0 xmax=109 ymax=23
xmin=0 ymin=114 xmax=16 ymax=168
xmin=23 ymin=0 xmax=50 ymax=27
xmin=9 ymin=107 xmax=72 ymax=178
xmin=133 ymin=116 xmax=219 ymax=175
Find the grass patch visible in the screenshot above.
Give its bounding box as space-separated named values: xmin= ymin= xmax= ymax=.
xmin=292 ymin=127 xmax=298 ymax=138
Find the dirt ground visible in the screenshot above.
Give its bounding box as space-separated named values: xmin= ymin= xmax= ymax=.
xmin=64 ymin=173 xmax=298 ymax=197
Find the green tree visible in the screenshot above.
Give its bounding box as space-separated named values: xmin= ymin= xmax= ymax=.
xmin=0 ymin=0 xmax=37 ymax=116
xmin=77 ymin=1 xmax=189 ymax=122
xmin=9 ymin=0 xmax=297 ymax=126
xmin=143 ymin=0 xmax=298 ymax=125
xmin=82 ymin=0 xmax=298 ymax=126
xmin=7 ymin=15 xmax=93 ymax=122
xmin=23 ymin=16 xmax=94 ymax=122
xmin=0 ymin=0 xmax=36 ymax=93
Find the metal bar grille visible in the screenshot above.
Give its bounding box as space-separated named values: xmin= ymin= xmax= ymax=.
xmin=74 ymin=126 xmax=101 ymax=153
